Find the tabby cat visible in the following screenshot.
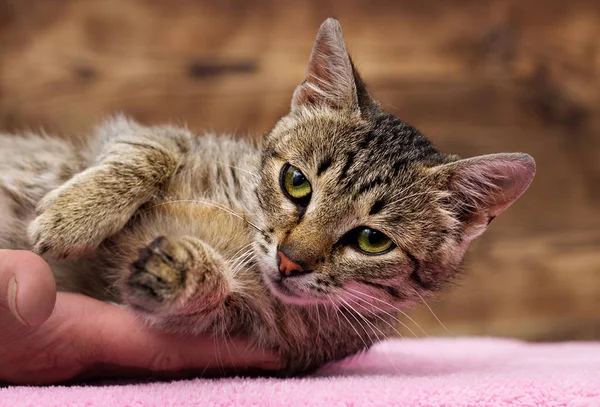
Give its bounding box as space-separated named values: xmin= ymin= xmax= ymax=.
xmin=0 ymin=19 xmax=535 ymax=375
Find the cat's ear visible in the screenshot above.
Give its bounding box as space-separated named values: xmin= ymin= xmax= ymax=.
xmin=434 ymin=153 xmax=536 ymax=241
xmin=291 ymin=18 xmax=360 ymax=114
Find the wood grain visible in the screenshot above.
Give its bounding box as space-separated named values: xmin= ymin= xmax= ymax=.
xmin=0 ymin=0 xmax=598 ymax=340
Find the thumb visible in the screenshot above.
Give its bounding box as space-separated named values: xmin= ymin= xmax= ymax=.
xmin=0 ymin=250 xmax=56 ymax=326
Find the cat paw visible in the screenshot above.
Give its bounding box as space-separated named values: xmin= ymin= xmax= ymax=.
xmin=125 ymin=236 xmax=189 ymax=312
xmin=28 ymin=170 xmax=134 ymax=259
xmin=28 ymin=192 xmax=102 ymax=258
xmin=124 ymin=235 xmax=229 ymax=315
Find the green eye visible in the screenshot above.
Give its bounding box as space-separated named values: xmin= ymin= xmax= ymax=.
xmin=356 ymin=228 xmax=394 ymax=254
xmin=281 ymin=164 xmax=312 ymax=202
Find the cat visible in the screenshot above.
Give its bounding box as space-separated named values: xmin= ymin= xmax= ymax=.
xmin=0 ymin=18 xmax=535 ymax=375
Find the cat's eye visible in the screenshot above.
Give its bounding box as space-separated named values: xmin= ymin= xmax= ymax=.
xmin=281 ymin=164 xmax=312 ymax=204
xmin=356 ymin=228 xmax=394 ymax=254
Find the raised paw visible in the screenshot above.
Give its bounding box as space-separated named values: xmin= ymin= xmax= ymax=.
xmin=124 ymin=235 xmax=229 ymax=316
xmin=28 ymin=169 xmax=140 ymax=258
xmin=126 ymin=236 xmax=189 ymax=312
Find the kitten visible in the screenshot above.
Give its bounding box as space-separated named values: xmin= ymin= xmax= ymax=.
xmin=0 ymin=18 xmax=535 ymax=375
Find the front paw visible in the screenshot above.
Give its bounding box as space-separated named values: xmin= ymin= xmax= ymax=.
xmin=124 ymin=236 xmax=229 ymax=315
xmin=125 ymin=236 xmax=188 ymax=312
xmin=28 ymin=187 xmax=106 ymax=258
xmin=28 ymin=169 xmax=134 ymax=258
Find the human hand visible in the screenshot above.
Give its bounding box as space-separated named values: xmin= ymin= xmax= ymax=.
xmin=0 ymin=250 xmax=279 ymax=384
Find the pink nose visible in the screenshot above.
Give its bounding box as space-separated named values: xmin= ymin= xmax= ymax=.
xmin=278 ymin=251 xmax=305 ymax=277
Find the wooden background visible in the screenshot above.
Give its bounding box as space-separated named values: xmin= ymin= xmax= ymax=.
xmin=1 ymin=0 xmax=599 ymax=340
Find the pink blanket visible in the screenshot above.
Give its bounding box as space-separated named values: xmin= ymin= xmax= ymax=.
xmin=2 ymin=338 xmax=599 ymax=407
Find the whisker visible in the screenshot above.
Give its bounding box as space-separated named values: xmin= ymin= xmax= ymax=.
xmin=219 ymin=317 xmax=237 ymax=376
xmin=234 ymin=253 xmax=255 ymax=273
xmin=330 ymin=296 xmax=370 ymax=350
xmin=328 ymin=298 xmax=343 ymax=331
xmin=337 ymin=296 xmax=386 ymax=343
xmin=345 ymin=290 xmax=413 ymax=338
xmin=346 ymin=287 xmax=423 ymax=337
xmin=344 ymin=295 xmax=404 ymax=339
xmin=348 ymin=286 xmax=428 ymax=336
xmin=230 ymin=256 xmax=253 ymax=278
xmin=343 ymin=296 xmax=405 ymax=375
xmin=231 ymin=251 xmax=256 ymax=277
xmin=229 ymin=248 xmax=254 ymax=275
xmin=412 ymin=288 xmax=451 ymax=333
xmin=148 ymin=199 xmax=264 ymax=233
xmin=386 ymin=190 xmax=435 ymax=207
xmin=339 ymin=299 xmax=375 ymax=345
xmin=227 ymin=245 xmax=255 ymax=275
xmin=227 ymin=243 xmax=254 ymax=262
xmin=229 ymin=247 xmax=252 ymax=269
xmin=13 ymin=75 xmax=526 ymax=113
xmin=215 ymin=161 xmax=260 ymax=180
xmin=213 ymin=328 xmax=225 ymax=376
xmin=314 ymin=303 xmax=322 ymax=335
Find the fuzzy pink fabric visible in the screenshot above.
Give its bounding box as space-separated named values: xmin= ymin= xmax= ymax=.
xmin=2 ymin=338 xmax=600 ymax=407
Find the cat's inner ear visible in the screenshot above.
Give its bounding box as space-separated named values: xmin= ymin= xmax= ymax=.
xmin=436 ymin=153 xmax=536 ymax=240
xmin=291 ymin=18 xmax=359 ymax=113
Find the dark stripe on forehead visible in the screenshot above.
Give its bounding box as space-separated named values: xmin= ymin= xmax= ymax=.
xmin=317 ymin=156 xmax=333 ymax=176
xmin=369 ymin=199 xmax=385 ymax=215
xmin=338 ymin=151 xmax=356 ymax=182
xmin=393 ymin=159 xmax=406 ymax=173
xmin=358 ymin=132 xmax=374 ymax=150
xmin=355 ymin=175 xmax=390 ymax=196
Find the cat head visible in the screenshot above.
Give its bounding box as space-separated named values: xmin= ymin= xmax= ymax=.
xmin=254 ymin=18 xmax=535 ymax=309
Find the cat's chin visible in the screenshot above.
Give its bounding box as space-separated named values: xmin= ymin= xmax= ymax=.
xmin=263 ymin=273 xmax=330 ymax=306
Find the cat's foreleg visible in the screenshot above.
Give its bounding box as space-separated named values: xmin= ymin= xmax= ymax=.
xmin=28 ymin=118 xmax=190 ymax=258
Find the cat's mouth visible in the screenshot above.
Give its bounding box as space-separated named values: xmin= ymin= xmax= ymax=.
xmin=263 ymin=271 xmax=331 ymax=306
xmin=270 ymin=277 xmax=295 ymax=296
xmin=264 ymin=273 xmax=304 ymax=302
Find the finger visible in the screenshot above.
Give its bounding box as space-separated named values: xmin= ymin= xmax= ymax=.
xmin=55 ymin=293 xmax=281 ymax=372
xmin=0 ymin=250 xmax=56 ymax=326
xmin=0 ymin=292 xmax=281 ymax=384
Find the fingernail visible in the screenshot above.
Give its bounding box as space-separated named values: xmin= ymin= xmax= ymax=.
xmin=7 ymin=276 xmax=28 ymax=326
